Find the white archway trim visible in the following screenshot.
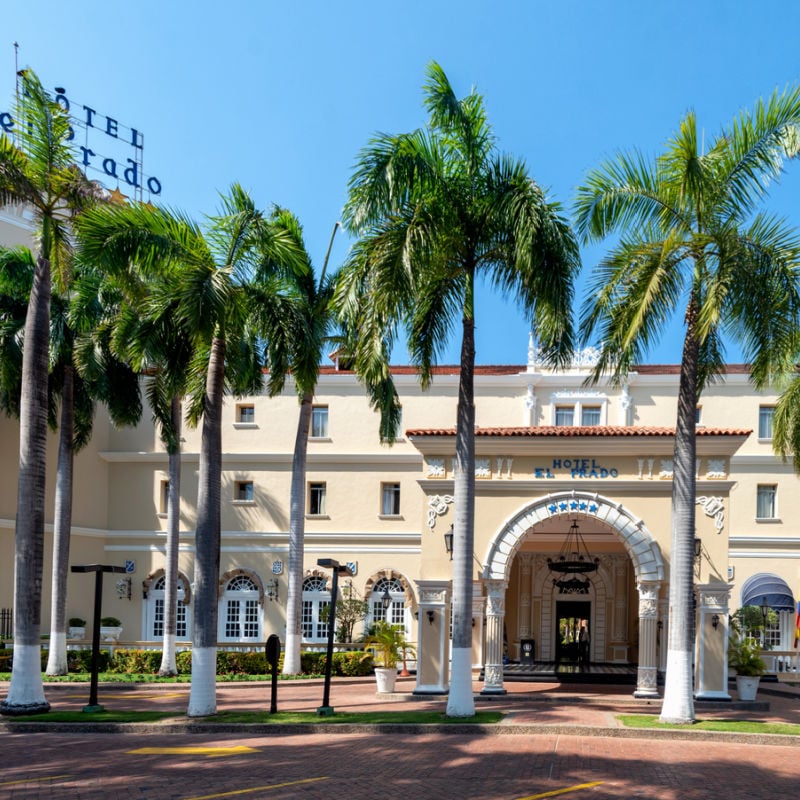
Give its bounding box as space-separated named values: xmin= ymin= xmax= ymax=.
xmin=482 ymin=490 xmax=665 ymax=582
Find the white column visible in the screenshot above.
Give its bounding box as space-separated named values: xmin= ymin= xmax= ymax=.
xmin=481 ymin=579 xmax=507 ymax=695
xmin=634 ymin=581 xmax=661 ymax=698
xmin=413 ymin=580 xmax=450 ymax=695
xmin=695 ymin=582 xmax=732 ymax=700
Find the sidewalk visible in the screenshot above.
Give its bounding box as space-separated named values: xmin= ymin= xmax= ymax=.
xmin=3 ymin=675 xmax=800 ymax=742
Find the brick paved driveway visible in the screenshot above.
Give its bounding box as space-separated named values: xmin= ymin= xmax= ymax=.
xmin=2 ymin=730 xmax=797 ymax=800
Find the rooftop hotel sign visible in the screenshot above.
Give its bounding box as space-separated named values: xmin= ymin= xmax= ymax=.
xmin=1 ymin=83 xmax=162 ymax=201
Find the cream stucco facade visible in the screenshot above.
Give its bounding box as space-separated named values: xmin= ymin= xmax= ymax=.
xmin=2 ymin=209 xmax=800 ymax=698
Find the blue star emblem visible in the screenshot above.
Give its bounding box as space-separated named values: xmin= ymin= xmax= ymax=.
xmin=589 ymin=504 xmax=598 ymax=513
xmin=559 ymin=502 xmax=568 ymax=511
xmin=570 ymin=501 xmax=578 ymax=510
xmin=548 ymin=504 xmax=557 ymax=514
xmin=579 ymin=502 xmax=587 ymax=511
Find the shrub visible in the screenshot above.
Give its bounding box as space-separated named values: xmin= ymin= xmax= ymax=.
xmin=176 ymin=650 xmax=192 ymax=674
xmin=67 ymin=649 xmax=111 ymax=673
xmin=100 ymin=616 xmax=121 ymax=627
xmin=333 ymin=650 xmax=372 ymax=676
xmin=68 ymin=617 xmax=86 ymax=627
xmin=111 ymin=649 xmax=162 ymax=674
xmin=300 ymin=651 xmax=326 ymax=675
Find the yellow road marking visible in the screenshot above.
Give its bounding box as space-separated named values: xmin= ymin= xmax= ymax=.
xmin=516 ymin=781 xmax=604 ymax=800
xmin=184 ymin=776 xmax=329 ymax=799
xmin=0 ymin=775 xmax=72 ymax=787
xmin=130 ymin=745 xmax=259 ymax=757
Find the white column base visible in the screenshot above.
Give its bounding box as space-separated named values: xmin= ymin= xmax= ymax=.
xmin=159 ymin=633 xmax=177 ymax=675
xmin=282 ymin=632 xmax=301 ymax=675
xmin=45 ymin=631 xmax=68 ymax=676
xmin=659 ymin=648 xmax=695 ymax=723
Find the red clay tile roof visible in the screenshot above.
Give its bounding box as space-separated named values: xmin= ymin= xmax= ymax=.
xmin=406 ymin=425 xmax=752 ymax=437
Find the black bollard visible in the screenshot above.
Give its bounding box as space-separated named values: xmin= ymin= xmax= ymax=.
xmin=265 ymin=634 xmax=281 ymax=714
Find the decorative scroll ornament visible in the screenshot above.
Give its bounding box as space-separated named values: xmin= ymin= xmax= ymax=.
xmin=696 ymin=496 xmax=725 ymax=532
xmin=427 ymin=494 xmax=453 ymax=529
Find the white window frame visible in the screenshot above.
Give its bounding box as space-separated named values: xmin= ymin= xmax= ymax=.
xmin=158 ymin=479 xmax=169 ymax=515
xmin=308 ymin=482 xmax=327 ymax=516
xmin=234 ymin=403 xmax=256 ymax=427
xmin=759 ymin=406 xmax=775 ymax=440
xmin=580 ymin=405 xmax=602 ymax=426
xmin=380 ymin=482 xmax=401 ymax=517
xmin=369 ymin=577 xmax=408 ymax=639
xmin=219 ymin=574 xmax=262 ymax=641
xmin=550 ymin=392 xmax=609 ymax=426
xmin=145 ymin=575 xmax=190 ymax=641
xmin=311 ymin=405 xmax=329 ymax=439
xmin=756 ymin=484 xmax=777 ymax=521
xmin=234 ymin=480 xmax=254 ymax=503
xmin=301 ymin=575 xmax=330 ymax=642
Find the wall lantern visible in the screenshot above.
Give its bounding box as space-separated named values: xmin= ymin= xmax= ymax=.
xmin=444 ymin=525 xmax=454 ymax=560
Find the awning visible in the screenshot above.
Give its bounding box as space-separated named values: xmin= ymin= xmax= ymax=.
xmin=741 ymin=573 xmax=795 ymax=611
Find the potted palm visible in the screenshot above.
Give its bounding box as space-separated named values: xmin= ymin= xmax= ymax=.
xmin=68 ymin=617 xmax=87 ymax=639
xmin=728 ymin=633 xmax=766 ymax=701
xmin=361 ymin=621 xmax=415 ymax=693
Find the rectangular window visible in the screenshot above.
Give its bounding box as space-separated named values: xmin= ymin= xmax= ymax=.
xmin=311 ymin=405 xmax=329 ymax=438
xmin=695 ymin=406 xmax=702 ymax=425
xmin=159 ymin=480 xmax=169 ymax=514
xmin=759 ymin=406 xmax=775 ymax=439
xmin=756 ymin=484 xmax=776 ymax=519
xmin=581 ymin=406 xmax=601 ymax=426
xmin=235 ymin=481 xmax=254 ymax=502
xmin=309 ymin=482 xmax=327 ymax=516
xmin=555 ymin=406 xmax=574 ymax=426
xmin=236 ymin=404 xmax=255 ymax=424
xmin=381 ymin=483 xmax=401 ymax=516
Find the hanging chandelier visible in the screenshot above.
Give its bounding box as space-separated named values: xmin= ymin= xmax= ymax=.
xmin=547 ymin=519 xmax=600 ymax=575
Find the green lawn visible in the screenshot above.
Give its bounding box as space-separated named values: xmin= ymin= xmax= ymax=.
xmin=618 ymin=714 xmax=800 ymax=736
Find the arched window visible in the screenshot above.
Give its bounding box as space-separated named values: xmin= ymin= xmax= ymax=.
xmin=219 ymin=574 xmax=262 ymax=641
xmin=370 ymin=577 xmax=407 ymax=634
xmin=145 ymin=575 xmax=190 ymax=641
xmin=302 ymin=575 xmax=330 ymax=642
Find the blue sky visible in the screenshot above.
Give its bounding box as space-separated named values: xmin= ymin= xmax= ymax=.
xmin=4 ymin=1 xmax=800 ymax=366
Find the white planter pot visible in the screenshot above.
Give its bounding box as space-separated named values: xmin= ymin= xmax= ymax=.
xmin=374 ymin=666 xmax=398 ymax=693
xmin=736 ymin=674 xmax=760 ymax=701
xmin=68 ymin=627 xmax=86 ymax=640
xmin=100 ymin=626 xmax=123 ymax=643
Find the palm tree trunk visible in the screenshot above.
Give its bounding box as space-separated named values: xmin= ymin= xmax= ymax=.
xmin=46 ymin=364 xmax=75 ymax=676
xmin=159 ymin=394 xmax=182 ymax=676
xmin=446 ymin=271 xmax=476 ymax=718
xmin=1 ymin=252 xmax=51 ymax=715
xmin=283 ymin=391 xmax=313 ymax=675
xmin=187 ymin=336 xmax=224 ymax=717
xmin=660 ymin=299 xmax=699 ymax=724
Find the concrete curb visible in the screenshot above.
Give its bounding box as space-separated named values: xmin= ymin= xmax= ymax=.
xmin=2 ymin=719 xmax=799 ymax=746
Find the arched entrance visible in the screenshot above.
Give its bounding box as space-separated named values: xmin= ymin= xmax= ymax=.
xmin=480 ymin=490 xmax=665 ymax=697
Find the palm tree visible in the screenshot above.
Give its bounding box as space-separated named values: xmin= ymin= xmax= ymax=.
xmin=0 ymin=71 xmax=100 ymax=715
xmin=574 ymin=87 xmax=800 ymax=723
xmin=77 ymin=187 xmax=306 ymax=715
xmin=102 ymin=263 xmax=194 ymax=675
xmin=272 ymin=212 xmax=338 ymax=675
xmin=339 ymin=62 xmax=579 ymax=717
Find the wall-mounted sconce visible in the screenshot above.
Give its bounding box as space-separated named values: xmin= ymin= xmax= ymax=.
xmin=266 ymin=578 xmax=279 ymax=602
xmin=115 ymin=577 xmax=132 ymax=601
xmin=711 ymin=613 xmax=720 ymax=630
xmin=444 ymin=525 xmax=454 ymax=560
xmin=426 ymin=609 xmax=435 ymax=625
xmin=657 ymin=620 xmax=663 ymax=631
xmin=381 ymin=584 xmax=392 ymax=610
xmin=694 ymin=537 xmax=702 ymax=560
xmin=472 ymin=617 xmax=476 ymax=628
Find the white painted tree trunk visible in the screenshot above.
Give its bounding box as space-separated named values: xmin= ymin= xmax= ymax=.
xmin=283 ymin=394 xmax=312 ymax=675
xmin=2 ymin=645 xmax=49 ymax=714
xmin=187 ymin=647 xmax=217 ymax=717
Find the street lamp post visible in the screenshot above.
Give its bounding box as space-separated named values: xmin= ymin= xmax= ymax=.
xmin=316 ymin=558 xmax=352 ymax=716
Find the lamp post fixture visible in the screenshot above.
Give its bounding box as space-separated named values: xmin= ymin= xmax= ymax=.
xmin=315 ymin=558 xmax=352 ymax=716
xmin=70 ymin=564 xmax=126 ymax=712
xmin=444 ymin=525 xmax=454 ymax=560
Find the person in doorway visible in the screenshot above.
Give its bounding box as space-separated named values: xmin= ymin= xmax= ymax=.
xmin=578 ymin=622 xmax=590 ymax=668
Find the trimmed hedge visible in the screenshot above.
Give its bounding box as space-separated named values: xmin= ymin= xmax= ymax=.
xmin=49 ymin=647 xmax=374 ymax=677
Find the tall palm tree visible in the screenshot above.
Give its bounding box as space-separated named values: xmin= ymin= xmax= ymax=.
xmin=102 ymin=261 xmax=194 ymax=675
xmin=0 ymin=71 xmax=99 ymax=715
xmin=77 ymin=187 xmax=306 ymax=715
xmin=338 ymin=62 xmax=579 ymax=717
xmin=574 ymin=88 xmax=800 ymax=723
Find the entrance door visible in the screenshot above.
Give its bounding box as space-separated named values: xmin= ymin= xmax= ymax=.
xmin=555 ymin=601 xmax=591 ymax=665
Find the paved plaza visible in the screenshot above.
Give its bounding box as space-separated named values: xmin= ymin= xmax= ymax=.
xmin=2 ymin=677 xmax=800 ymax=799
